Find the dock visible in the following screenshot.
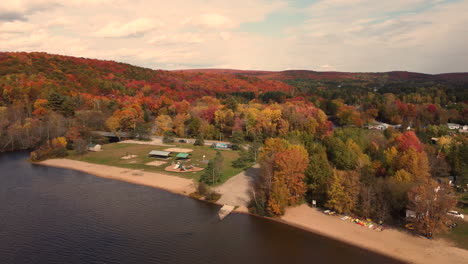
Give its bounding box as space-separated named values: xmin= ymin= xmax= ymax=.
xmin=218 ymin=205 xmax=235 ymax=220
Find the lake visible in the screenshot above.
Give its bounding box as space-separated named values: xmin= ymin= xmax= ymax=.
xmin=0 ymin=151 xmax=402 ymax=264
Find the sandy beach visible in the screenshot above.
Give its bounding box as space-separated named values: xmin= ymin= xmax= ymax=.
xmin=39 ymin=159 xmax=467 ymax=264
xmin=282 ymin=204 xmax=468 ymax=264
xmin=40 ymin=159 xmax=196 ymax=195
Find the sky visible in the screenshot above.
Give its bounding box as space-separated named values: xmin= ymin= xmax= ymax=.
xmin=0 ymin=0 xmax=467 ymax=73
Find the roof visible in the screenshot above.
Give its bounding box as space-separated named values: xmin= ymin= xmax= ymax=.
xmin=149 ymin=150 xmax=171 ymax=157
xmin=176 ymin=153 xmax=190 ymax=158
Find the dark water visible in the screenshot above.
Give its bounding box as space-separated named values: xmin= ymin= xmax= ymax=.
xmin=0 ymin=152 xmax=403 ymax=264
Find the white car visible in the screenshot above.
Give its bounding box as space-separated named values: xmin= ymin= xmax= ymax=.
xmin=447 ymin=211 xmax=465 ymax=219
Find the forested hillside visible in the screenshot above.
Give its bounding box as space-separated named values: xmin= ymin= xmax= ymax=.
xmin=0 ymin=52 xmax=466 ymax=237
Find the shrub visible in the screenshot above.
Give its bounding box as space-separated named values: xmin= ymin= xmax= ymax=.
xmin=162 ymin=131 xmax=175 ymax=143
xmin=194 ymin=135 xmax=205 ymax=146
xmin=30 ymin=137 xmax=68 ymax=162
xmin=73 ymin=138 xmax=88 ymax=155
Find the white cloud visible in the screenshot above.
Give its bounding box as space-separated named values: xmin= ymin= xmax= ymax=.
xmin=0 ymin=20 xmax=35 ymax=33
xmin=93 ymin=18 xmax=162 ymax=38
xmin=218 ymin=32 xmax=232 ymax=40
xmin=198 ymin=13 xmax=237 ymax=29
xmin=0 ymin=0 xmax=466 ymax=73
xmin=148 ymin=33 xmax=205 ymax=45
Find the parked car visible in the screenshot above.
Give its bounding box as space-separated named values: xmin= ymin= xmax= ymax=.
xmin=178 ymin=139 xmax=187 ymax=143
xmin=447 ymin=210 xmax=465 ymax=219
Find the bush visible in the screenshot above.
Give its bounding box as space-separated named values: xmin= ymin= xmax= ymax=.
xmin=73 ymin=138 xmax=88 ymax=155
xmin=162 ymin=131 xmax=175 ymax=143
xmin=30 ymin=137 xmax=68 ymax=162
xmin=197 ymin=182 xmax=209 ymax=196
xmin=205 ymin=191 xmax=221 ymax=202
xmin=194 ymin=135 xmax=205 ymax=146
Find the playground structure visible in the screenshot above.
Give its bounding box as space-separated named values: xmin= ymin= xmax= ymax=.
xmin=164 ymin=161 xmax=204 ymax=173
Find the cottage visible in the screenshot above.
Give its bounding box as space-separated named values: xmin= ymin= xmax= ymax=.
xmin=87 ymin=144 xmax=102 ymax=152
xmin=148 ymin=150 xmax=171 ymax=159
xmin=368 ymin=121 xmax=401 ymax=131
xmin=448 ymin=123 xmax=460 ymax=130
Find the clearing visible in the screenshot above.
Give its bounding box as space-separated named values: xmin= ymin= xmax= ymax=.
xmin=69 ymin=142 xmax=243 ymax=183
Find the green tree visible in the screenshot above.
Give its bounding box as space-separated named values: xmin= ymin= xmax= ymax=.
xmin=230 ymin=131 xmax=244 ymax=150
xmin=200 ymin=151 xmax=224 ymax=185
xmin=194 ymin=134 xmax=205 ymax=146
xmin=306 ymin=150 xmax=332 ymax=206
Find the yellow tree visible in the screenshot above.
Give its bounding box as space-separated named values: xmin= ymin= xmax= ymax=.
xmin=173 ymin=113 xmax=189 ymax=137
xmin=154 ymin=115 xmax=173 ymax=135
xmin=326 ymin=170 xmax=360 ymax=214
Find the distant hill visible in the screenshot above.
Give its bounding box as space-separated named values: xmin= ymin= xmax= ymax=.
xmin=176 ymin=69 xmax=468 ymax=82
xmin=0 ymin=52 xmax=466 ymax=103
xmin=0 ymin=52 xmax=294 ymax=101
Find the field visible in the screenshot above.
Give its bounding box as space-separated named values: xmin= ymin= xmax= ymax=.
xmin=441 ymin=219 xmax=468 ymax=250
xmin=68 ymin=142 xmax=243 ymax=184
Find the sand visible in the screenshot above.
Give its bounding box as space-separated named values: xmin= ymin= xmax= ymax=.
xmin=281 ymin=204 xmax=468 ymax=264
xmin=118 ymin=139 xmax=174 ymax=146
xmin=164 ymin=147 xmax=193 ymax=153
xmin=121 ymin=154 xmax=137 ymax=160
xmin=40 ymin=159 xmax=195 ymax=195
xmin=145 ymin=160 xmax=167 ymax=166
xmin=214 ymin=165 xmax=258 ymax=210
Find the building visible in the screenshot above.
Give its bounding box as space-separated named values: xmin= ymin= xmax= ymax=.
xmin=448 ymin=123 xmax=461 ymax=130
xmin=148 ymin=150 xmax=171 ymax=159
xmin=175 ymin=153 xmax=190 ymax=160
xmin=87 ymin=144 xmax=102 ymax=152
xmin=367 ymin=121 xmax=401 ymax=131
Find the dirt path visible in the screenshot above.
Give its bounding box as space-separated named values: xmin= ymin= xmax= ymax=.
xmin=214 ymin=165 xmax=258 ymax=210
xmin=282 ymin=204 xmax=468 ymax=264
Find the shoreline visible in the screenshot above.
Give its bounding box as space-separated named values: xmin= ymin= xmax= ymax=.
xmin=39 ymin=159 xmax=467 ymax=264
xmin=39 ymin=159 xmax=196 ymax=196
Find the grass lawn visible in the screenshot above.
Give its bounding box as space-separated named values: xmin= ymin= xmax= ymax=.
xmin=68 ymin=142 xmax=243 ymax=184
xmin=441 ymin=219 xmax=468 ymax=250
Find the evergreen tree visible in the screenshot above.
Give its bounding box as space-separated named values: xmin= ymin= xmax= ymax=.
xmin=200 ymin=151 xmax=224 ymax=185
xmin=194 ymin=134 xmax=205 ymax=146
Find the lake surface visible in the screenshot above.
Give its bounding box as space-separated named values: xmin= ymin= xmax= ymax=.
xmin=0 ymin=152 xmax=403 ymax=264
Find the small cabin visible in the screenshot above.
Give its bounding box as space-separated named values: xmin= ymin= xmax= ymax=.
xmin=148 ymin=150 xmax=171 ymax=159
xmin=87 ymin=144 xmax=102 ymax=152
xmin=175 ymin=153 xmax=190 ymax=160
xmin=448 ymin=123 xmax=461 ymax=130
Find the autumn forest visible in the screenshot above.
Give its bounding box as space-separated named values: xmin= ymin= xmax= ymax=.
xmin=0 ymin=52 xmax=467 ymax=236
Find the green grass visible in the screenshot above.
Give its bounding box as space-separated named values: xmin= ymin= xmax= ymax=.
xmin=69 ymin=142 xmax=244 ymax=184
xmin=441 ymin=220 xmax=468 ymax=250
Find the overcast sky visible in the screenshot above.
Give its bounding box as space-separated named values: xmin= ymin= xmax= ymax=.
xmin=0 ymin=0 xmax=467 ymax=73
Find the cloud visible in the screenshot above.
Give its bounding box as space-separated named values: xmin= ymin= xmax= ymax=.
xmin=218 ymin=32 xmax=232 ymax=40
xmin=198 ymin=13 xmax=237 ymax=29
xmin=148 ymin=33 xmax=205 ymax=45
xmin=0 ymin=0 xmax=466 ymax=73
xmin=93 ymin=18 xmax=161 ymax=38
xmin=0 ymin=21 xmax=35 ymax=33
xmin=0 ymin=0 xmax=61 ymax=21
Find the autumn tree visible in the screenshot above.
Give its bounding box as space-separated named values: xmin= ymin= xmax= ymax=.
xmin=154 ymin=114 xmax=173 ymax=135
xmin=407 ymin=180 xmax=456 ymax=235
xmin=253 ymin=138 xmax=309 ymax=216
xmin=326 ymin=170 xmax=360 ymax=214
